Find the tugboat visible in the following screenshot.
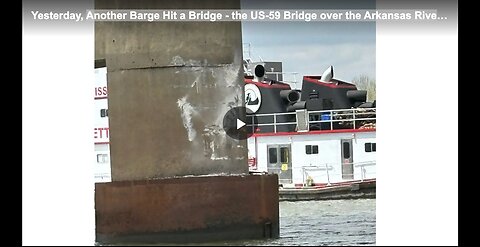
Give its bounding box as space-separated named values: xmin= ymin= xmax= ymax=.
xmin=244 ymin=61 xmax=376 ymax=201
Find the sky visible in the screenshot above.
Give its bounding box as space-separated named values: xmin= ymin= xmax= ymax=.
xmin=241 ymin=0 xmax=376 ymax=83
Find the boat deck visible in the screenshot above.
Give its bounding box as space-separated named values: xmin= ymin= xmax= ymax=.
xmin=279 ymin=179 xmax=376 ymax=201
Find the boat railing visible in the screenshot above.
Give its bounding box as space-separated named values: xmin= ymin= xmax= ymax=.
xmin=247 ymin=107 xmax=376 ymax=133
xmin=249 ymin=111 xmax=297 ymax=133
xmin=354 ymin=161 xmax=377 ymax=182
xmin=94 ymin=172 xmax=112 ymax=183
xmin=264 ymin=71 xmax=300 ymax=89
xmin=301 ymin=160 xmax=376 ymax=186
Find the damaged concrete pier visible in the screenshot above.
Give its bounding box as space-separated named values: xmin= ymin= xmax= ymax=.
xmin=94 ymin=0 xmax=279 ymax=244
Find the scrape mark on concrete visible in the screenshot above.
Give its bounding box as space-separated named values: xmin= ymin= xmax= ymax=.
xmin=170 ymin=55 xmax=202 ymax=67
xmin=177 ymin=96 xmax=197 ymax=141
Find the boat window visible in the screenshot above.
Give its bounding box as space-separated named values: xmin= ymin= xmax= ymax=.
xmin=343 ymin=142 xmax=350 ymax=159
xmin=268 ymin=148 xmax=277 ymax=163
xmin=365 ymin=143 xmax=376 ymax=152
xmin=97 ymin=153 xmax=109 ymax=163
xmin=365 ymin=143 xmax=372 ymax=152
xmin=306 ymin=145 xmax=318 ymax=155
xmin=305 ymin=145 xmax=312 ymax=154
xmin=100 ymin=108 xmax=108 ymax=117
xmin=280 ymin=147 xmax=289 ymax=163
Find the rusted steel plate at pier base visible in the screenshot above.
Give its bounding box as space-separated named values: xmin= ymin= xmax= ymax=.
xmin=95 ymin=174 xmax=279 ymax=244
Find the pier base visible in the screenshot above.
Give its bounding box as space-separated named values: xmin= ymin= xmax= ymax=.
xmin=95 ymin=174 xmax=279 ymax=244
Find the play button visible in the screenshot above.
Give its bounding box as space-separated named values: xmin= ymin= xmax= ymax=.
xmin=222 ymin=106 xmax=257 ymax=140
xmin=237 ymin=119 xmax=245 ymax=129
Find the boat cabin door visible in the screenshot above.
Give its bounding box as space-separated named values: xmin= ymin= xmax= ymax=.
xmin=341 ymin=139 xmax=354 ymax=179
xmin=267 ymin=144 xmax=292 ymax=184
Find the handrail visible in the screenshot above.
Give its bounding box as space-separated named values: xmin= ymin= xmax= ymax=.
xmin=265 ymin=71 xmax=300 ymax=88
xmin=253 ymin=112 xmax=297 ymax=117
xmin=247 ymin=107 xmax=376 ymax=133
xmin=301 ymin=160 xmax=376 ymax=185
xmin=254 ymin=122 xmax=296 ymax=127
xmin=309 ymin=117 xmax=376 ymax=123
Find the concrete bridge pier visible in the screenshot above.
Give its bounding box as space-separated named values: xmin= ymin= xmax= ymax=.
xmin=94 ymin=0 xmax=279 ymax=244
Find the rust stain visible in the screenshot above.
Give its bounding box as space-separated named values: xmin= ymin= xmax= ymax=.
xmin=95 ymin=174 xmax=279 ymax=243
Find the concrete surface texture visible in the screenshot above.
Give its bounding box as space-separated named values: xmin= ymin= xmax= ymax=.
xmin=95 ymin=0 xmax=248 ymax=181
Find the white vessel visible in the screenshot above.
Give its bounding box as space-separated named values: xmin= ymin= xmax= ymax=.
xmin=243 ymin=63 xmax=376 ymax=190
xmin=246 ymin=109 xmax=376 ymax=187
xmin=94 ymin=67 xmax=111 ymax=183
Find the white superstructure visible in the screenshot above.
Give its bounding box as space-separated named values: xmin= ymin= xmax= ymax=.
xmin=246 ymin=109 xmax=376 ymax=187
xmin=94 ymin=67 xmax=111 ymax=183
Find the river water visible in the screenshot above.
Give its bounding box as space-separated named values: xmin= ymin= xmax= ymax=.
xmin=157 ymin=199 xmax=376 ymax=246
xmin=261 ymin=199 xmax=376 ymax=246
